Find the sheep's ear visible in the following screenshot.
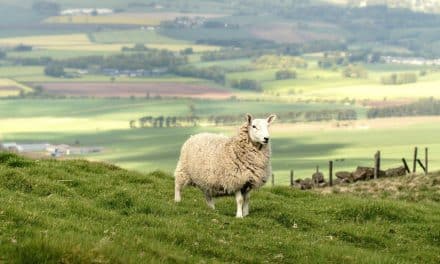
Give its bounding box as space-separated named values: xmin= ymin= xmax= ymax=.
xmin=267 ymin=114 xmax=277 ymax=125
xmin=245 ymin=113 xmax=253 ymax=125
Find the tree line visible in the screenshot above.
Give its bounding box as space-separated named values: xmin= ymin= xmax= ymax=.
xmin=130 ymin=109 xmax=357 ymax=128
xmin=367 ymin=98 xmax=440 ymax=118
xmin=200 ymin=49 xmax=262 ymax=62
xmin=381 ymin=72 xmax=418 ymax=85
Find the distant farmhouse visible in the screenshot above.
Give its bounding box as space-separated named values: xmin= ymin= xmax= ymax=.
xmin=60 ymin=8 xmax=114 ymax=16
xmin=0 ymin=142 xmax=103 ymax=157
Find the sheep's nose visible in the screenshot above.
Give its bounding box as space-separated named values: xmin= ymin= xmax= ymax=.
xmin=264 ymin=137 xmax=269 ymax=143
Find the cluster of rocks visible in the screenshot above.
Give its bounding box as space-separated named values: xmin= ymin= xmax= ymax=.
xmin=293 ymin=165 xmax=407 ymax=190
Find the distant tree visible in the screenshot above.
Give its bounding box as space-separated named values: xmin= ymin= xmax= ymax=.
xmin=188 ymin=103 xmax=196 ymax=116
xmin=32 ymin=1 xmax=60 ymax=15
xmin=157 ymin=116 xmax=164 ymax=128
xmin=13 ymin=44 xmax=32 ymax=52
xmin=275 ymin=69 xmax=297 ymax=80
xmin=44 ymin=64 xmax=65 ymax=77
xmin=180 ymin=48 xmax=193 ymax=55
xmin=230 ymin=79 xmax=262 ymax=92
xmin=381 ymin=72 xmax=417 ymax=85
xmin=342 ymin=65 xmax=368 ymax=79
xmin=129 ymin=120 xmax=136 ymax=128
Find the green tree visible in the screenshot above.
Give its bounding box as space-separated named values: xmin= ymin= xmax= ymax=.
xmin=44 ymin=64 xmax=65 ymax=77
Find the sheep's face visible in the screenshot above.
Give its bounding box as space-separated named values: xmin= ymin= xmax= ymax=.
xmin=246 ymin=114 xmax=277 ymax=145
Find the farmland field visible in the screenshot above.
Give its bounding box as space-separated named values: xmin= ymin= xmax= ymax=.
xmin=0 ymin=33 xmax=219 ymax=52
xmin=44 ymin=14 xmax=162 ymax=26
xmin=91 ymin=29 xmax=191 ymax=44
xmin=1 ymin=1 xmax=440 ymax=263
xmin=32 ymin=82 xmax=233 ymax=99
xmin=0 ymin=98 xmax=438 ymax=184
xmin=250 ymin=23 xmax=341 ymax=44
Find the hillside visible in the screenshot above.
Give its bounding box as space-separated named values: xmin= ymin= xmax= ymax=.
xmin=0 ymin=152 xmax=439 ymax=263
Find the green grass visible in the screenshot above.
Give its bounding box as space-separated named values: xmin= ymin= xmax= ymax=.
xmin=0 ymin=152 xmax=439 ymax=263
xmin=0 ymin=97 xmax=358 ymax=173
xmin=1 ymin=98 xmax=439 ymax=182
xmin=7 ymin=50 xmax=118 ymax=59
xmin=0 ymin=66 xmax=207 ymax=83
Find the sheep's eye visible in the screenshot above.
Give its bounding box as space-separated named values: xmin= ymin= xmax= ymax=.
xmin=252 ymin=125 xmax=257 ymax=129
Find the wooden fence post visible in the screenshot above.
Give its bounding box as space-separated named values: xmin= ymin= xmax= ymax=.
xmin=402 ymin=158 xmax=410 ymax=174
xmin=271 ymin=173 xmax=274 ymax=187
xmin=413 ymin=147 xmax=418 ymax=173
xmin=329 ymin=160 xmax=333 ymax=187
xmin=290 ymin=170 xmax=294 ymax=187
xmin=417 ymin=159 xmax=426 ymax=174
xmin=425 ymin=147 xmax=429 ymax=175
xmin=374 ymin=151 xmax=380 ymax=180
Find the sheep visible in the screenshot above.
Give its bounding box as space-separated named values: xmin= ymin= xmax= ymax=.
xmin=174 ymin=113 xmax=277 ymax=218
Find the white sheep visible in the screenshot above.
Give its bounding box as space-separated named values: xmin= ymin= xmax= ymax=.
xmin=174 ymin=113 xmax=276 ymax=218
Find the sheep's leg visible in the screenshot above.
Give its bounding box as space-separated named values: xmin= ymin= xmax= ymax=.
xmin=235 ymin=191 xmax=244 ymax=218
xmin=242 ymin=191 xmax=250 ymax=217
xmin=174 ymin=169 xmax=190 ymax=203
xmin=205 ymin=192 xmax=215 ymax=209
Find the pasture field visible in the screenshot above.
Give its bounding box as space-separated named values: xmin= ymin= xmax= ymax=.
xmin=44 ymin=12 xmax=226 ymax=26
xmin=0 ymin=78 xmax=32 ymax=96
xmin=226 ymin=61 xmax=440 ymax=100
xmin=3 ymin=117 xmax=439 ymax=183
xmin=44 ymin=14 xmax=162 ymax=26
xmin=0 ymin=153 xmax=439 ymax=263
xmin=32 ymin=82 xmax=233 ymax=99
xmin=192 ymin=58 xmax=253 ymax=69
xmin=91 ymin=29 xmax=191 ymax=45
xmin=250 ymin=22 xmax=342 ymax=44
xmin=0 ymin=98 xmax=438 ymax=184
xmin=0 ymin=66 xmax=209 ymax=83
xmin=6 ymin=50 xmax=118 ymax=59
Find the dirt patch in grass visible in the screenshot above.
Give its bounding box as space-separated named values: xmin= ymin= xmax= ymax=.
xmin=31 ymin=82 xmax=233 ymax=99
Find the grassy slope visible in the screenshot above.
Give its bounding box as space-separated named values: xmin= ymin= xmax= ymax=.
xmin=0 ymin=153 xmax=438 ymax=263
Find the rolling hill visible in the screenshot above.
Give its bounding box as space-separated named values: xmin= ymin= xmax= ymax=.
xmin=0 ymin=152 xmax=439 ymax=263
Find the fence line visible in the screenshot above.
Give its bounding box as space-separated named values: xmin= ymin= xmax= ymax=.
xmin=272 ymin=146 xmax=431 ymax=187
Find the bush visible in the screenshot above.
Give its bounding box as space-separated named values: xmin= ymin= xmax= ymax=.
xmin=13 ymin=44 xmax=32 ymax=52
xmin=44 ymin=64 xmax=65 ymax=77
xmin=275 ymin=69 xmax=297 ymax=80
xmin=32 ymin=1 xmax=60 ymax=15
xmin=381 ymin=72 xmax=417 ymax=85
xmin=230 ymin=79 xmax=262 ymax=91
xmin=342 ymin=65 xmax=368 ymax=79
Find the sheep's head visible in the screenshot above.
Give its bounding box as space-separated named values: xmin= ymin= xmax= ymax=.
xmin=246 ymin=113 xmax=277 ymax=145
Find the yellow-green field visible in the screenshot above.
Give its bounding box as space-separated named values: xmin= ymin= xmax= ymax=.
xmin=0 ymin=34 xmax=219 ymax=52
xmin=0 ymin=78 xmax=32 ymax=97
xmin=44 ymin=14 xmax=161 ymax=26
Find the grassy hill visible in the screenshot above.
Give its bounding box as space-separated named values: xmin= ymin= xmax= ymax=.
xmin=0 ymin=152 xmax=439 ymax=263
